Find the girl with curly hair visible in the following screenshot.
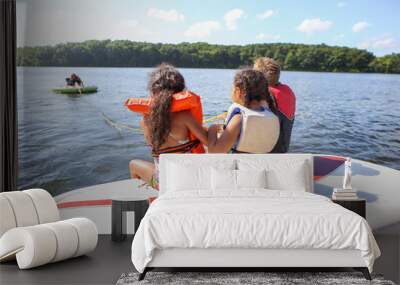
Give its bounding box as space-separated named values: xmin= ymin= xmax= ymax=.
xmin=129 ymin=64 xmax=208 ymax=189
xmin=208 ymin=68 xmax=280 ymax=153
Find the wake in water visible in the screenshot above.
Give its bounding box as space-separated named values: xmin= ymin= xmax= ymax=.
xmin=100 ymin=112 xmax=140 ymax=133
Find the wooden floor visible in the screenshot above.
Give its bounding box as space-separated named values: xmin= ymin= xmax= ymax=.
xmin=0 ymin=235 xmax=134 ymax=285
xmin=1 ymin=234 xmax=398 ymax=285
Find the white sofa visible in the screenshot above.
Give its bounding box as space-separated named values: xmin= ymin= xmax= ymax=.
xmin=0 ymin=189 xmax=98 ymax=269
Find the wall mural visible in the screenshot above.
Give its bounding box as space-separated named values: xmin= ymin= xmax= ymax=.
xmin=16 ymin=0 xmax=400 ymax=234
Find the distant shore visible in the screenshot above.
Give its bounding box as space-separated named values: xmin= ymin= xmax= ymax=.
xmin=17 ymin=40 xmax=400 ymax=74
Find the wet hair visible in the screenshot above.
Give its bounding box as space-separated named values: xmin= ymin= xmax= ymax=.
xmin=233 ymin=68 xmax=277 ymax=113
xmin=253 ymin=57 xmax=281 ymax=86
xmin=70 ymin=73 xmax=80 ymax=82
xmin=148 ymin=63 xmax=185 ymax=150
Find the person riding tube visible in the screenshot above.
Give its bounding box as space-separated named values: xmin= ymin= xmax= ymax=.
xmin=66 ymin=73 xmax=83 ymax=87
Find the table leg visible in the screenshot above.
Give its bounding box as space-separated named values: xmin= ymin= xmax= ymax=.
xmin=134 ymin=201 xmax=149 ymax=234
xmin=112 ymin=200 xmax=125 ymax=242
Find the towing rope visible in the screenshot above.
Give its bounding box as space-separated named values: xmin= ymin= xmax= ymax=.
xmin=101 ymin=111 xmax=228 ymax=134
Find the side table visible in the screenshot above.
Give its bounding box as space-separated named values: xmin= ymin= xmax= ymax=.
xmin=111 ymin=197 xmax=151 ymax=242
xmin=332 ymin=198 xmax=366 ymax=218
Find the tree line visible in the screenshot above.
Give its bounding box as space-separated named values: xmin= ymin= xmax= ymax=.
xmin=17 ymin=40 xmax=400 ymax=73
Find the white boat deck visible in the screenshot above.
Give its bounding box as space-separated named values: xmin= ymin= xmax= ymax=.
xmin=56 ymin=179 xmax=157 ymax=234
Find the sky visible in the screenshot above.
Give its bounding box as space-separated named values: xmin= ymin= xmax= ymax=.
xmin=17 ymin=0 xmax=400 ymax=56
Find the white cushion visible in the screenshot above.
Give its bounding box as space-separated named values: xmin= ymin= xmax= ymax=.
xmin=0 ymin=196 xmax=16 ymax=237
xmin=159 ymin=154 xmax=313 ymax=194
xmin=211 ymin=168 xmax=236 ymax=190
xmin=0 ymin=226 xmax=57 ymax=269
xmin=238 ymin=159 xmax=311 ymax=192
xmin=64 ymin=218 xmax=98 ymax=257
xmin=0 ymin=189 xmax=59 ymax=236
xmin=237 ymin=169 xmax=267 ymax=189
xmin=166 ymin=160 xmax=236 ymax=193
xmin=267 ymin=164 xmax=309 ymax=191
xmin=0 ymin=218 xmax=97 ymax=269
xmin=24 ymin=189 xmax=60 ymax=223
xmin=1 ymin=192 xmax=39 ymax=227
xmin=42 ymin=221 xmax=79 ymax=262
xmin=211 ymin=168 xmax=267 ymax=191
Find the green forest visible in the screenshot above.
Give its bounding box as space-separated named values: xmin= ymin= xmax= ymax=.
xmin=17 ymin=40 xmax=400 ymax=73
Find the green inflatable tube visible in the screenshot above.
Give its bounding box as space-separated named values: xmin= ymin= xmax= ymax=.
xmin=52 ymin=86 xmax=98 ymax=94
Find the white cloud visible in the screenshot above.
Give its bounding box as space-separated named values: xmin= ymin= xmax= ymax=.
xmin=352 ymin=21 xmax=369 ymax=33
xmin=256 ymin=33 xmax=281 ymax=41
xmin=224 ymin=9 xmax=244 ymax=30
xmin=147 ymin=8 xmax=184 ymax=22
xmin=359 ymin=34 xmax=397 ymax=49
xmin=256 ymin=10 xmax=275 ymax=20
xmin=337 ymin=2 xmax=346 ymax=8
xmin=297 ymin=18 xmax=333 ymax=35
xmin=184 ymin=21 xmax=221 ymax=38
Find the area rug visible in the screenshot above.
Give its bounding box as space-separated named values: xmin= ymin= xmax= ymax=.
xmin=116 ymin=272 xmax=396 ymax=285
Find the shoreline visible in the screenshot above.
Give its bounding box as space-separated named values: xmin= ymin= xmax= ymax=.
xmin=17 ymin=41 xmax=400 ymax=74
xmin=16 ymin=65 xmax=400 ymax=76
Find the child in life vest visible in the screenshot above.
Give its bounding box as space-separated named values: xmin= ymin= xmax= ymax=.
xmin=129 ymin=64 xmax=208 ymax=189
xmin=254 ymin=57 xmax=296 ymax=153
xmin=207 ymin=68 xmax=280 ymax=153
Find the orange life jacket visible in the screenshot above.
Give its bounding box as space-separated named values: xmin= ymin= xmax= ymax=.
xmin=125 ymin=90 xmax=205 ymax=153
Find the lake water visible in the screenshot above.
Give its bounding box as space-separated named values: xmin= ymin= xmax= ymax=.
xmin=17 ymin=67 xmax=400 ymax=195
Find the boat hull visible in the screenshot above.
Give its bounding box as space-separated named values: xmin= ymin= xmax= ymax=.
xmin=54 ymin=155 xmax=400 ymax=233
xmin=55 ymin=179 xmax=157 ymax=234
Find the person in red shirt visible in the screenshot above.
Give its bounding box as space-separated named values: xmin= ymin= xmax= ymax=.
xmin=254 ymin=57 xmax=296 ymax=153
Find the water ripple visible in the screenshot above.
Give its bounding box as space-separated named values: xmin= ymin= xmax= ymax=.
xmin=17 ymin=67 xmax=400 ymax=195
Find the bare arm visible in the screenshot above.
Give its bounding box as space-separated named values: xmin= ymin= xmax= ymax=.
xmin=182 ymin=111 xmax=208 ymax=146
xmin=208 ymin=114 xmax=241 ymax=153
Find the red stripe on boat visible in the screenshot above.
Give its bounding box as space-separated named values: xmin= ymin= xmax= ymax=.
xmin=57 ymin=199 xmax=112 ymax=209
xmin=313 ymin=155 xmax=345 ymax=181
xmin=320 ymin=155 xmax=345 ymax=161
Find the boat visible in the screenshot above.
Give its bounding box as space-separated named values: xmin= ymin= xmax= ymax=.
xmin=52 ymin=86 xmax=98 ymax=94
xmin=55 ymin=179 xmax=158 ymax=234
xmin=53 ymin=154 xmax=400 ymax=234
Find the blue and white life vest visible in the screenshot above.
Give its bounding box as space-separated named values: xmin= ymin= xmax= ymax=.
xmin=225 ymin=103 xmax=280 ymax=153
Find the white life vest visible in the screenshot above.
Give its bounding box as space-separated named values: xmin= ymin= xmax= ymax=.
xmin=225 ymin=103 xmax=280 ymax=153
